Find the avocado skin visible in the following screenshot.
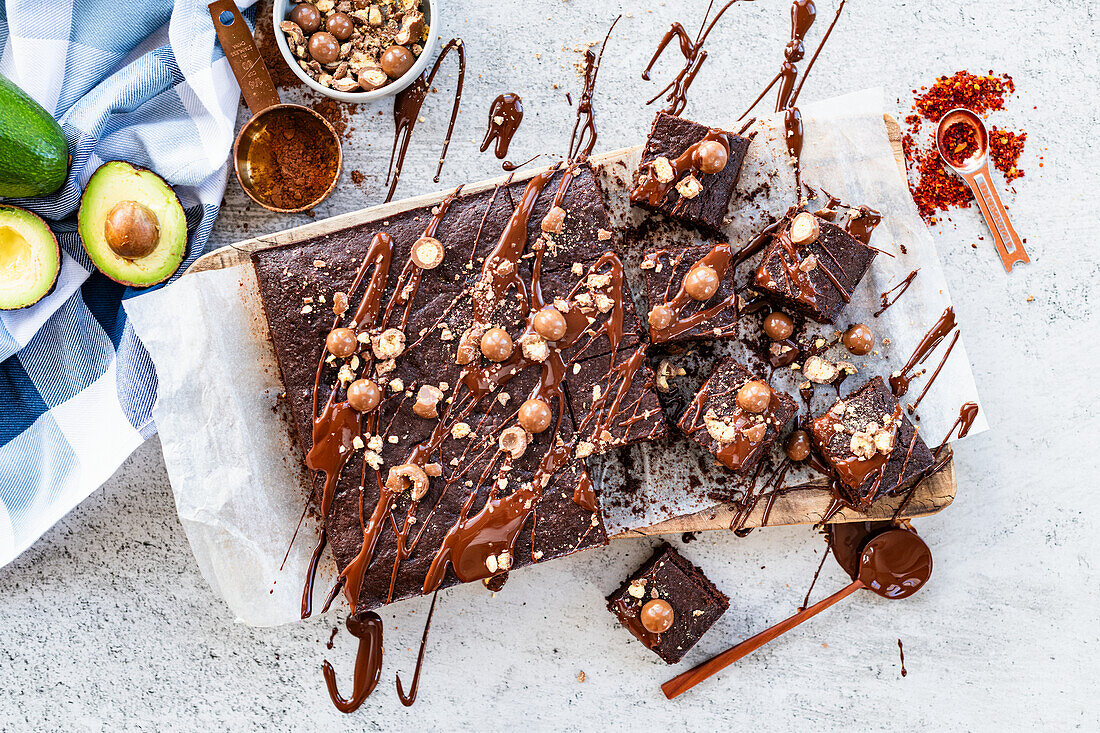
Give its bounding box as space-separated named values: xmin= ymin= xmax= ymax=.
xmin=0 ymin=204 xmax=60 ymax=310
xmin=0 ymin=74 xmax=70 ymax=198
xmin=78 ymin=161 xmax=188 ymax=288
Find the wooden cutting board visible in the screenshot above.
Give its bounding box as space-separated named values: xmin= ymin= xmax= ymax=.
xmin=184 ymin=114 xmax=956 ymax=536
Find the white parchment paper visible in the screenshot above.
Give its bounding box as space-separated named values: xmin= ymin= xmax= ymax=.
xmin=125 ymin=87 xmax=985 ymax=624
xmin=125 ymin=265 xmax=331 ymax=626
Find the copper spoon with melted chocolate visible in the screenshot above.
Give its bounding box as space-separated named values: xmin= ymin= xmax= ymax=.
xmin=935 ymin=108 xmax=1029 ymax=272
xmin=662 ymin=529 xmax=932 ymax=699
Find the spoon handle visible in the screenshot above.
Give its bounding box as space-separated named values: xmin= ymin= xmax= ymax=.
xmin=209 ymin=0 xmax=282 ymax=117
xmin=661 ymin=579 xmax=865 ymax=699
xmin=960 ymin=162 xmax=1030 ymax=273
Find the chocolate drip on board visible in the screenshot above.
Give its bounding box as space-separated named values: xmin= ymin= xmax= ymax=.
xmin=889 ymin=306 xmax=957 ymax=397
xmin=481 ymin=93 xmax=524 ymax=164
xmin=874 ymin=269 xmax=919 ymax=317
xmin=386 ymin=38 xmax=466 ymax=201
xmin=641 ymin=0 xmax=748 ymax=115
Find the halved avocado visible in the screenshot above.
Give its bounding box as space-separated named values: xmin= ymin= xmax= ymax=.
xmin=78 ymin=161 xmax=188 ymax=287
xmin=0 ymin=205 xmax=60 ymax=310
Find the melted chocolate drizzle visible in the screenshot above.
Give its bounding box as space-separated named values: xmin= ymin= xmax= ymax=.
xmin=567 ymin=17 xmax=619 ymax=162
xmin=323 ymin=610 xmax=384 ymax=713
xmin=641 ymin=0 xmax=748 ymax=115
xmin=844 ymin=205 xmax=882 ymax=245
xmin=889 ymin=306 xmax=957 ymax=397
xmin=799 ymin=544 xmax=832 ymax=611
xmin=386 ymin=39 xmax=466 ymax=201
xmin=481 ymin=93 xmax=524 ymax=165
xmin=396 ymin=591 xmax=439 ymax=706
xmin=874 ymin=269 xmax=919 ymax=317
xmin=737 ymin=0 xmax=846 ymax=188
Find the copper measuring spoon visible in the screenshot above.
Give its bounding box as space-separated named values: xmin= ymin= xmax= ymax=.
xmin=935 ymin=108 xmax=1029 ymax=272
xmin=662 ymin=529 xmax=933 ymax=699
xmin=209 ymin=0 xmax=341 ymax=213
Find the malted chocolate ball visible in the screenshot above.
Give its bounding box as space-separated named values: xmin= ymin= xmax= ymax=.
xmin=347 ymin=379 xmax=381 ymax=413
xmin=736 ymin=380 xmax=772 ymax=413
xmin=518 ymin=398 xmax=552 ymax=433
xmin=380 ymin=45 xmax=415 ymax=79
xmin=694 ymin=139 xmax=728 ymax=175
xmin=640 ymin=598 xmax=675 ymax=634
xmin=325 ymin=12 xmax=354 ymax=40
xmin=842 ymin=323 xmax=875 ymax=355
xmin=289 ymin=2 xmax=321 ymax=33
xmin=480 ymin=327 xmax=513 ymax=362
xmin=533 ymin=307 xmax=568 ymax=341
xmin=648 ymin=304 xmax=673 ymax=331
xmin=326 ymin=327 xmax=358 ymax=358
xmin=786 ymin=429 xmax=812 ymax=461
xmin=762 ymin=311 xmax=794 ymax=341
xmin=308 ymin=31 xmax=340 ymax=64
xmin=683 ymin=264 xmax=720 ymax=301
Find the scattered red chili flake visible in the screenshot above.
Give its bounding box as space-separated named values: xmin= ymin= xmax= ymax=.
xmin=902 ymin=70 xmax=1028 ymax=225
xmin=914 ymin=71 xmax=1014 ymax=127
xmin=989 ymin=126 xmax=1026 ymax=182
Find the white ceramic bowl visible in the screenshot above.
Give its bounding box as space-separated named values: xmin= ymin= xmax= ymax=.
xmin=272 ymin=0 xmax=438 ymax=103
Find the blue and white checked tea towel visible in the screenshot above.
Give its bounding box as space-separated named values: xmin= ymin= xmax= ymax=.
xmin=0 ymin=1 xmax=253 ymax=567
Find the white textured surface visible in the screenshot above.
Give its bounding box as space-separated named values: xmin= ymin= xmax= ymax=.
xmin=2 ymin=0 xmax=1098 ymax=730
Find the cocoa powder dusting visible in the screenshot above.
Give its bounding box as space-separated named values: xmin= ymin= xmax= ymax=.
xmin=310 ymin=96 xmax=353 ymax=139
xmin=256 ymin=113 xmax=339 ymax=210
xmin=256 ymin=0 xmax=302 ymax=90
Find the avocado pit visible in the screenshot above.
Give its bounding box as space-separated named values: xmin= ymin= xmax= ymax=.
xmin=104 ymin=200 xmax=160 ymax=259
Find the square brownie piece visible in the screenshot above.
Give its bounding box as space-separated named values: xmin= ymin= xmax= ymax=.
xmin=810 ymin=376 xmax=935 ymax=508
xmin=677 ymin=358 xmax=797 ymax=474
xmin=630 ymin=111 xmax=750 ymax=233
xmin=641 ymin=241 xmax=740 ymax=344
xmin=566 ymin=349 xmax=667 ymax=456
xmin=753 ymin=212 xmax=877 ymax=324
xmin=607 ymin=543 xmax=729 ymax=664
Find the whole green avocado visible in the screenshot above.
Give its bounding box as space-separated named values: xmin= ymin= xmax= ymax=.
xmin=0 ymin=74 xmax=70 ymax=198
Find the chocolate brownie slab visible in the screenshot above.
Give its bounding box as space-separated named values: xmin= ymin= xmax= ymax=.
xmin=251 ymin=165 xmax=659 ymax=611
xmin=607 ymin=543 xmax=729 ymax=664
xmin=566 ymin=348 xmax=667 ymax=456
xmin=810 ymin=376 xmax=935 ymax=508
